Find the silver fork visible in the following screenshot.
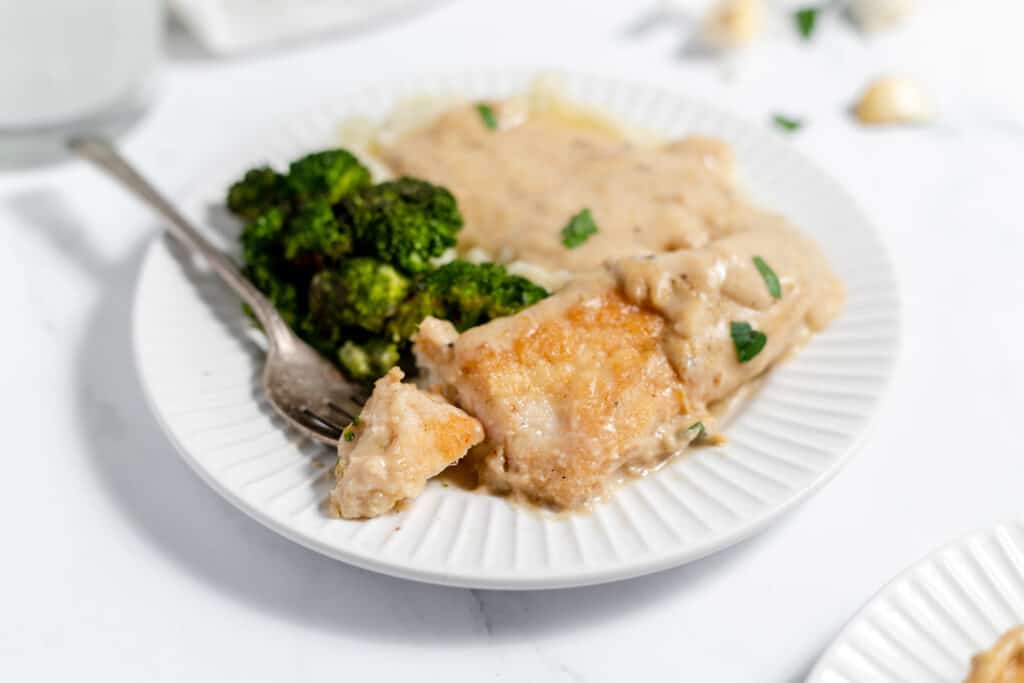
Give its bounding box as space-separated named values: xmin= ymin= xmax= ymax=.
xmin=70 ymin=136 xmax=365 ymax=447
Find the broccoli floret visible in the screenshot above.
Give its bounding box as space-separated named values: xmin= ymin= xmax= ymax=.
xmin=307 ymin=258 xmax=410 ymax=335
xmin=429 ymin=260 xmax=548 ymax=328
xmin=283 ymin=198 xmax=353 ymax=271
xmin=338 ymin=339 xmax=400 ymax=384
xmin=239 ymin=208 xmax=301 ymax=326
xmin=385 ymin=260 xmax=548 ymax=342
xmin=230 ymin=148 xmax=548 ymax=385
xmin=386 ymin=290 xmax=447 ymax=343
xmin=244 ymin=268 xmax=299 ymax=328
xmin=287 ymin=149 xmax=371 ymax=206
xmin=240 ymin=205 xmax=287 ymax=255
xmin=226 ymin=167 xmax=290 ymax=220
xmin=342 ymin=177 xmax=462 ymax=274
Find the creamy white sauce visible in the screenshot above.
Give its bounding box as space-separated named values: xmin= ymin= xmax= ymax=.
xmin=382 ymin=103 xmax=758 ymax=274
xmin=386 ymin=99 xmax=843 ymax=413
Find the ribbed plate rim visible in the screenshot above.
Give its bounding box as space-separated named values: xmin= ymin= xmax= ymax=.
xmin=809 ymin=518 xmax=1024 ymax=682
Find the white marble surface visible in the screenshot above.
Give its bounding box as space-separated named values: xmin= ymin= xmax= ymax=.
xmin=1 ymin=1 xmax=1022 ymax=681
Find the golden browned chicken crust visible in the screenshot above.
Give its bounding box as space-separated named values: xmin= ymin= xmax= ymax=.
xmin=415 ymin=279 xmax=699 ymax=509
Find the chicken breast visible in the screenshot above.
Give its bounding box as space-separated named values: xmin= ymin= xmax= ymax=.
xmin=414 ymin=279 xmax=700 ymax=509
xmin=330 ymin=368 xmax=484 ymax=519
xmin=414 ymin=217 xmax=842 ymax=509
xmin=381 ymin=93 xmax=844 ymax=511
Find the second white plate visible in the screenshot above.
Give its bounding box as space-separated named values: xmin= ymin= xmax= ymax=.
xmin=811 ymin=519 xmax=1024 ymax=682
xmin=133 ymin=70 xmax=900 ymax=589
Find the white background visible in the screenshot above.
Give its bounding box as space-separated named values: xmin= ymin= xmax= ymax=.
xmin=1 ymin=1 xmax=1022 ymax=681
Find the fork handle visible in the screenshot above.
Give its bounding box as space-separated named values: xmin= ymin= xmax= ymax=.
xmin=69 ymin=136 xmax=293 ymax=349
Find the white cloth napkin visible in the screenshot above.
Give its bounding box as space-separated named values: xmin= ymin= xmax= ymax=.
xmin=169 ymin=0 xmax=441 ymax=55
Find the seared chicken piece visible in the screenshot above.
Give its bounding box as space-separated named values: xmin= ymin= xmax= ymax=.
xmin=384 ymin=94 xmax=844 ymax=511
xmin=415 ymin=279 xmax=700 ymax=509
xmin=330 ymin=368 xmax=484 ymax=519
xmin=415 ymin=221 xmax=842 ymax=509
xmin=965 ymin=626 xmax=1024 ymax=683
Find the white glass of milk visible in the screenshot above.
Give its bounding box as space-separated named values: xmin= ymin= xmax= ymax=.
xmin=0 ymin=0 xmax=162 ymax=165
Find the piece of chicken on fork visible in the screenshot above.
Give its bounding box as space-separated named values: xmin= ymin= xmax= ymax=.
xmin=330 ymin=367 xmax=484 ymax=519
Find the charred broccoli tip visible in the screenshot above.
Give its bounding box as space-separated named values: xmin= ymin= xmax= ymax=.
xmin=338 ymin=339 xmax=400 ymax=384
xmin=342 ymin=177 xmax=462 ymax=275
xmin=386 ymin=260 xmax=548 ymax=343
xmin=283 ymin=199 xmax=352 ymax=271
xmin=287 ymin=149 xmax=371 ymax=206
xmin=239 ymin=208 xmax=301 ymax=326
xmin=227 ymin=166 xmax=289 ymax=220
xmin=307 ymin=258 xmax=410 ymax=335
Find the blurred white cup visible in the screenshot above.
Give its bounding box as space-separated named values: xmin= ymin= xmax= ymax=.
xmin=0 ymin=0 xmax=162 ymax=164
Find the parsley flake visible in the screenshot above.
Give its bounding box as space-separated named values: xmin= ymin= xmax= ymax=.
xmin=794 ymin=7 xmax=819 ymax=39
xmin=730 ymin=321 xmax=767 ymax=363
xmin=475 ymin=103 xmax=498 ymax=131
xmin=772 ymin=114 xmax=803 ymax=132
xmin=688 ymin=421 xmax=707 ymax=441
xmin=753 ymin=256 xmax=782 ymax=299
xmin=560 ymin=208 xmax=599 ymax=249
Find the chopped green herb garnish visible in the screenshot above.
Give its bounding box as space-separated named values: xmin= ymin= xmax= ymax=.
xmin=351 ymin=415 xmax=361 ymax=426
xmin=730 ymin=321 xmax=767 ymax=363
xmin=342 ymin=429 xmax=356 ymax=442
xmin=560 ymin=208 xmax=599 ymax=249
xmin=688 ymin=421 xmax=707 ymax=441
xmin=753 ymin=256 xmax=782 ymax=299
xmin=794 ymin=7 xmax=819 ymax=39
xmin=476 ymin=103 xmax=498 ymax=131
xmin=772 ymin=114 xmax=803 ymax=132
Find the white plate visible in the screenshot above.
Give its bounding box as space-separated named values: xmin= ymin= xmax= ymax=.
xmin=133 ymin=71 xmax=900 ymax=590
xmin=810 ymin=519 xmax=1024 ymax=682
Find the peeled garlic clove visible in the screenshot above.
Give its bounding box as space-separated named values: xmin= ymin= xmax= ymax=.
xmin=853 ymin=76 xmax=934 ymax=125
xmin=848 ymin=0 xmax=916 ymax=33
xmin=701 ymin=0 xmax=763 ymax=50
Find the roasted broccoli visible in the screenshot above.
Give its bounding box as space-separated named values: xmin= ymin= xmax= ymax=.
xmin=227 ymin=147 xmax=548 ymax=384
xmin=338 ymin=339 xmax=401 ymax=384
xmin=306 ymin=258 xmax=410 ymax=335
xmin=240 ymin=205 xmax=286 ymax=257
xmin=426 ymin=260 xmax=549 ymax=327
xmin=239 ymin=207 xmax=301 ymax=326
xmin=341 ymin=177 xmax=462 ymax=274
xmin=386 ymin=289 xmax=446 ymax=344
xmin=287 ymin=149 xmax=371 ymax=206
xmin=386 ymin=260 xmax=548 ymax=342
xmin=227 ymin=167 xmax=289 ymax=220
xmin=283 ymin=198 xmax=352 ymax=271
